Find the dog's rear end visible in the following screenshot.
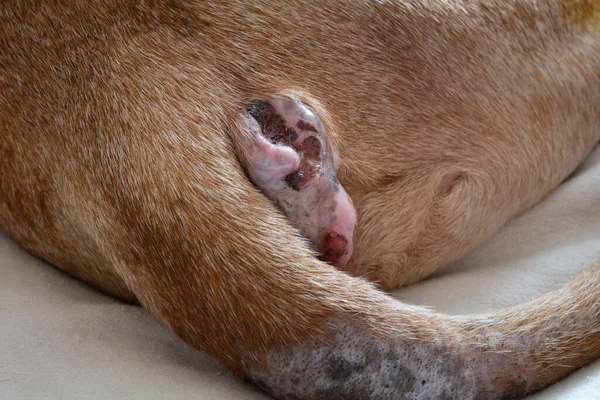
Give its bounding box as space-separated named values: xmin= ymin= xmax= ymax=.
xmin=1 ymin=1 xmax=600 ymax=398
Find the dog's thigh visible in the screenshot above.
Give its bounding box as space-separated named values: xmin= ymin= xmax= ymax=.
xmin=346 ymin=165 xmax=510 ymax=290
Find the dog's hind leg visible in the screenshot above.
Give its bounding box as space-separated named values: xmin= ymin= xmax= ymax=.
xmin=92 ymin=118 xmax=600 ymax=398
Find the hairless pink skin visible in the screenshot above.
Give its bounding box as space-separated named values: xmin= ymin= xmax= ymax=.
xmin=239 ymin=96 xmax=356 ymax=265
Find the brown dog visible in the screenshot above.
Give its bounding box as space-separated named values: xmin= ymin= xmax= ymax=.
xmin=1 ymin=1 xmax=600 ymax=398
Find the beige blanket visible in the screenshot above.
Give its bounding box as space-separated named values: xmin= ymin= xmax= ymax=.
xmin=2 ymin=145 xmax=599 ymax=399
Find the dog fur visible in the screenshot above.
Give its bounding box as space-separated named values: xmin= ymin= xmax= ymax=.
xmin=1 ymin=0 xmax=599 ymax=398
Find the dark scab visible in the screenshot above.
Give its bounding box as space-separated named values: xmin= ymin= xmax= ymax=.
xmin=322 ymin=233 xmax=349 ymax=260
xmin=285 ymin=127 xmax=297 ymax=143
xmin=300 ymin=136 xmax=322 ymax=160
xmin=285 ymin=172 xmax=302 ymax=191
xmin=296 ymin=119 xmax=318 ymax=133
xmin=285 ymin=159 xmax=320 ymax=191
xmin=247 ymin=100 xmax=287 ymax=144
xmin=247 ymin=100 xmax=270 ymax=125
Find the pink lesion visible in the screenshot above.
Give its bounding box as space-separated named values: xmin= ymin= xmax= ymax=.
xmin=240 ymin=96 xmax=357 ymax=266
xmin=322 ymin=232 xmax=350 ymax=262
xmin=296 ymin=119 xmax=318 ymax=133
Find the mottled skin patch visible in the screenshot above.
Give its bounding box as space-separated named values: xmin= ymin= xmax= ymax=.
xmin=248 ymin=315 xmax=558 ymax=400
xmin=249 ymin=322 xmax=486 ymax=400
